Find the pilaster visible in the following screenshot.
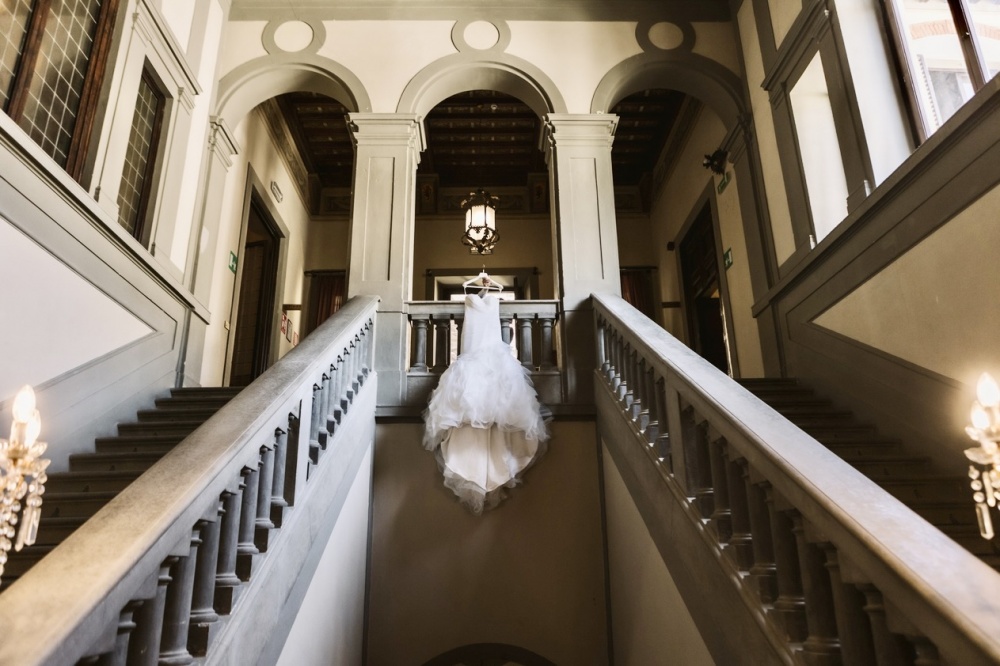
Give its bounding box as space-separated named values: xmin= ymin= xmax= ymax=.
xmin=544 ymin=113 xmax=621 ymax=404
xmin=346 ymin=113 xmax=424 ymax=407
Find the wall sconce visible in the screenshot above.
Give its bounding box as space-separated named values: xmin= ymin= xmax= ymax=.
xmin=702 ymin=149 xmax=728 ymax=175
xmin=461 ymin=188 xmax=499 ymax=255
xmin=964 ymin=372 xmax=1000 ymax=539
xmin=0 ymin=385 xmax=49 ymax=583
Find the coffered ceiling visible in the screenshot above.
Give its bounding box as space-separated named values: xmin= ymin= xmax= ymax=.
xmin=273 ymin=87 xmax=689 ymax=207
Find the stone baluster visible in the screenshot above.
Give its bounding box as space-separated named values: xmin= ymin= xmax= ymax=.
xmin=255 ymin=443 xmax=276 ymax=549
xmin=352 ymin=333 xmax=363 ymax=388
xmin=690 ymin=418 xmax=715 ymax=518
xmin=127 ymin=558 xmax=176 ymax=666
xmin=653 ymin=373 xmax=670 ymax=462
xmin=411 ymin=316 xmax=429 ymax=371
xmin=539 ymin=316 xmax=556 ymax=370
xmin=500 ymin=315 xmax=513 ymax=346
xmin=627 ymin=347 xmax=641 ymax=420
xmin=766 ymin=490 xmax=808 ymax=642
xmin=745 ymin=475 xmax=777 ymax=603
xmin=309 ymin=382 xmax=323 ymax=447
xmin=270 ymin=426 xmax=290 ymax=527
xmin=346 ymin=338 xmax=358 ymax=402
xmin=188 ymin=515 xmax=221 ymax=656
xmin=615 ymin=342 xmax=630 ymax=402
xmin=790 ymin=513 xmax=841 ymax=664
xmin=823 ymin=548 xmax=875 ymax=665
xmin=158 ymin=527 xmax=202 ymax=666
xmin=94 ymin=601 xmax=142 ymax=666
xmin=236 ymin=466 xmax=260 ymax=581
xmin=724 ymin=452 xmax=754 ymax=572
xmin=517 ymin=316 xmax=533 ymax=369
xmin=707 ymin=432 xmax=732 ymax=544
xmin=609 ymin=331 xmax=622 ymax=392
xmin=214 ymin=487 xmax=243 ymax=615
xmin=642 ymin=364 xmax=658 ymax=443
xmin=317 ymin=372 xmax=332 ymax=450
xmin=433 ymin=319 xmax=450 ymax=371
xmin=860 ymin=586 xmax=916 ymax=665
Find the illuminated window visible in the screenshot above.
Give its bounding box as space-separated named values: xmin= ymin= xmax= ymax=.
xmin=885 ymin=0 xmax=1000 ymax=138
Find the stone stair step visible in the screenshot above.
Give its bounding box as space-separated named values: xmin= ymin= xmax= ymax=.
xmin=117 ymin=421 xmax=202 ymax=438
xmin=850 ymin=457 xmax=934 ymax=479
xmin=820 ymin=439 xmax=907 ymax=459
xmin=94 ymin=434 xmax=184 ymax=454
xmin=136 ymin=407 xmax=221 ymax=422
xmin=798 ymin=425 xmax=881 ymax=440
xmin=45 ymin=470 xmax=144 ymax=493
xmin=69 ymin=451 xmax=165 ymax=472
xmin=739 ymin=378 xmax=803 ymax=390
xmin=154 ymin=395 xmax=234 ymax=410
xmin=41 ymin=492 xmax=118 ymax=518
xmin=908 ymin=500 xmax=977 ymax=528
xmin=770 ymin=405 xmax=851 ymax=418
xmin=879 ymin=477 xmax=968 ymax=503
xmin=31 ymin=517 xmax=89 ymax=545
xmin=784 ymin=414 xmax=859 ymax=428
xmin=170 ymin=387 xmax=243 ymax=400
xmin=1 ymin=545 xmax=54 ymax=578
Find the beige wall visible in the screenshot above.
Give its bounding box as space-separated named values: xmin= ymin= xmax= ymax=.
xmin=276 ymin=447 xmax=372 ymax=666
xmin=304 ymin=216 xmax=350 ymax=272
xmin=412 ymin=214 xmax=555 ymax=300
xmin=602 ymin=444 xmax=713 ymax=666
xmin=648 ymin=107 xmax=764 ymax=375
xmin=814 ymin=180 xmax=1000 ymax=397
xmin=368 ymin=421 xmax=608 ymax=665
xmin=202 ymin=108 xmax=313 ymax=385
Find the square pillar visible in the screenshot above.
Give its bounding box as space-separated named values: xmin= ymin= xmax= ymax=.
xmin=544 ymin=114 xmax=621 ymax=405
xmin=346 ymin=113 xmax=424 ymax=407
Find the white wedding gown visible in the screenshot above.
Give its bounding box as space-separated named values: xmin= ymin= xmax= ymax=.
xmin=423 ymin=292 xmax=548 ymax=513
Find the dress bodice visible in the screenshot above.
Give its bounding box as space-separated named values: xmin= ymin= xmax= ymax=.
xmin=461 ymin=293 xmax=501 ymax=352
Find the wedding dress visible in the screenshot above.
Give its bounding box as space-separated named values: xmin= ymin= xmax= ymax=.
xmin=423 ymin=292 xmax=548 ymax=513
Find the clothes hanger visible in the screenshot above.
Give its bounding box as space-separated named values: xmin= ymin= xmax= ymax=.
xmin=462 ymin=267 xmax=503 ymax=294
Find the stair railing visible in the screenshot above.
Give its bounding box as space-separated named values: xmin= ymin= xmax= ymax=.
xmin=0 ymin=295 xmax=379 ymax=666
xmin=593 ymin=292 xmax=1000 ymax=664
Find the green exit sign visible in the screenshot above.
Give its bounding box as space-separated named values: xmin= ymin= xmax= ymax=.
xmin=229 ymin=251 xmax=238 ymax=274
xmin=717 ymin=171 xmax=730 ymax=194
xmin=723 ymin=248 xmax=733 ymax=270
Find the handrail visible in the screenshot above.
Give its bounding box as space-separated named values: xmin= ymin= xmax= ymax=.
xmin=593 ymin=292 xmax=1000 ymax=664
xmin=0 ymin=295 xmax=379 ymax=666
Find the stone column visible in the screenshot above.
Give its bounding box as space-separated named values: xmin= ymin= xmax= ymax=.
xmin=543 ymin=114 xmax=622 ymax=404
xmin=346 ymin=114 xmax=424 ymax=407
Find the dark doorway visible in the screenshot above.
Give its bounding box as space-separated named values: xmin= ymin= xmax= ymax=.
xmin=304 ymin=270 xmax=346 ymax=336
xmin=679 ymin=202 xmax=730 ymax=374
xmin=230 ymin=196 xmax=280 ymax=386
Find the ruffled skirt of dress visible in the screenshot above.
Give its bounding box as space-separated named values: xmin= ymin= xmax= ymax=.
xmin=423 ymin=341 xmax=548 ymax=513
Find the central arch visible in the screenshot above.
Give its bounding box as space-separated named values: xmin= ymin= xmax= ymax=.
xmin=397 ymin=52 xmax=567 ymax=119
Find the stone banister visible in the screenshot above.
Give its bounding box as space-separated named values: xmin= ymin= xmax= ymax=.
xmin=403 ymin=299 xmax=562 ymax=409
xmin=0 ymin=295 xmax=379 ymax=666
xmin=593 ymin=292 xmax=1000 ymax=664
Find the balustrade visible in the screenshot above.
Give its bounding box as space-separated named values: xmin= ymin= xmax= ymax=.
xmin=0 ymin=297 xmax=379 ymax=665
xmin=593 ymin=292 xmax=1000 ymax=664
xmin=406 ymin=300 xmax=560 ymax=373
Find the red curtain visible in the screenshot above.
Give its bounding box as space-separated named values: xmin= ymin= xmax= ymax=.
xmin=620 ymin=268 xmax=655 ymax=319
xmin=308 ymin=272 xmax=345 ymax=333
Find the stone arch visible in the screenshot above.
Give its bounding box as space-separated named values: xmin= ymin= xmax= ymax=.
xmin=591 ymin=52 xmax=745 ymax=129
xmin=397 ymin=52 xmax=567 ymax=119
xmin=215 ymin=53 xmax=372 ymax=128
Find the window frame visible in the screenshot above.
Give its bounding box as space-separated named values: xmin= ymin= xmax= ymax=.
xmin=2 ymin=0 xmax=120 ymax=180
xmin=117 ymin=65 xmax=167 ymax=247
xmin=881 ymin=0 xmax=997 ymax=142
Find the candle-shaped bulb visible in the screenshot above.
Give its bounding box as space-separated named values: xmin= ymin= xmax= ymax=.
xmin=978 ymin=373 xmax=1000 ymax=409
xmin=11 ymin=386 xmax=35 ymax=423
xmin=972 ymin=402 xmax=992 ymax=431
xmin=24 ymin=410 xmax=40 ymax=447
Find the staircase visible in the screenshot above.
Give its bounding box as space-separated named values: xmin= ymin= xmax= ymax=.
xmin=0 ymin=386 xmax=242 ymax=590
xmin=740 ymin=378 xmax=1000 ymax=569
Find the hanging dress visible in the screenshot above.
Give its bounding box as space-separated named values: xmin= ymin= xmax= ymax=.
xmin=423 ymin=292 xmax=548 ymax=513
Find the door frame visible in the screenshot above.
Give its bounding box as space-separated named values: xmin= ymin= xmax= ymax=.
xmin=674 ymin=182 xmax=741 ymax=377
xmin=223 ymin=167 xmax=289 ymax=384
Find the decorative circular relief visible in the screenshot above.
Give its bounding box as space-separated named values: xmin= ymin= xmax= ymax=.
xmin=464 ymin=21 xmax=501 ymax=50
xmin=648 ymin=22 xmax=685 ymax=50
xmin=273 ymin=20 xmax=314 ymax=52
